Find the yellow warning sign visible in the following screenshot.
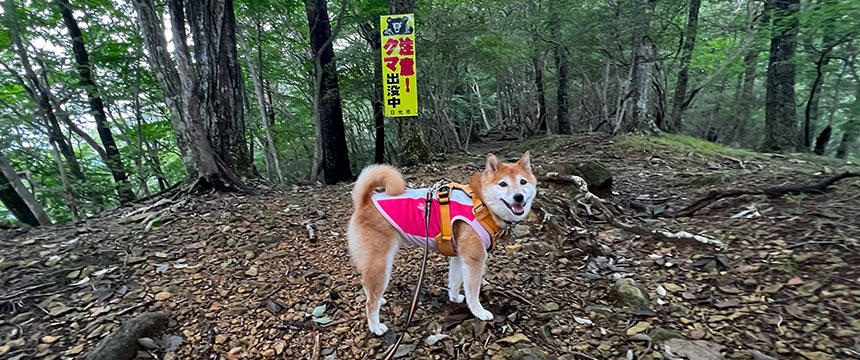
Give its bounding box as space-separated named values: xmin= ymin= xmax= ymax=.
xmin=380 ymin=14 xmax=417 ymax=117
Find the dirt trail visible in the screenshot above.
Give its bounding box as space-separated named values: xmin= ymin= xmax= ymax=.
xmin=1 ymin=135 xmax=859 ymax=360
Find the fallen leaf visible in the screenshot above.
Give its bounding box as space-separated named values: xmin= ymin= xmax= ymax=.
xmin=664 ymin=339 xmax=726 ymax=360
xmin=788 ymin=277 xmax=804 ymax=285
xmin=626 ymin=321 xmax=651 ymax=336
xmin=425 ymin=334 xmax=448 ymax=345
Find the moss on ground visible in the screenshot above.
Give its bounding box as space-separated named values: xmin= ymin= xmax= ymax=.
xmin=614 ymin=134 xmax=766 ymax=161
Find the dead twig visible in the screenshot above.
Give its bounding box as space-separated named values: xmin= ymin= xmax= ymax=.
xmin=673 ymin=172 xmax=860 ymax=217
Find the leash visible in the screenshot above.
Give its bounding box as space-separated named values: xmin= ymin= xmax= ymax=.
xmin=380 ymin=181 xmax=443 ymax=360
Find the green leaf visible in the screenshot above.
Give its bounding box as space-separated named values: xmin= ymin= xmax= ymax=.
xmin=311 ymin=304 xmax=326 ymax=317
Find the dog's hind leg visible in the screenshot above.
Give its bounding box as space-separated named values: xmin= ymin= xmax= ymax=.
xmin=448 ymin=256 xmax=465 ymax=303
xmin=360 ymin=234 xmax=399 ymax=336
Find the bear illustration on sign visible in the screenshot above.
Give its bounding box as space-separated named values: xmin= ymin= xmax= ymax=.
xmin=383 ymin=16 xmax=413 ymax=36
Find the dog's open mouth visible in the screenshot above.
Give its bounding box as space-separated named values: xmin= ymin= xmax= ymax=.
xmin=501 ymin=199 xmax=525 ymax=216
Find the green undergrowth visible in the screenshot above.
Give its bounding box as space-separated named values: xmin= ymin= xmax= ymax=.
xmin=614 ymin=133 xmax=766 ymax=161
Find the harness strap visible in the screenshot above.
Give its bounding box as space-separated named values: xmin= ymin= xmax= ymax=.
xmin=435 ymin=185 xmax=457 ymax=256
xmin=435 ymin=182 xmax=507 ymax=256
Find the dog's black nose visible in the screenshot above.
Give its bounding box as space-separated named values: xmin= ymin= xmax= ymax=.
xmin=513 ymin=193 xmax=524 ymax=202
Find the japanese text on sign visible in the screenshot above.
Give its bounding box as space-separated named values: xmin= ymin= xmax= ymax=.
xmin=380 ymin=14 xmax=417 ymax=117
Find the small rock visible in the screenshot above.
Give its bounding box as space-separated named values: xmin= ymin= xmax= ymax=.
xmin=626 ymin=321 xmax=651 ymax=336
xmin=669 ymin=303 xmax=691 ymax=316
xmin=245 ymin=267 xmax=258 ymax=276
xmin=689 ymin=328 xmax=707 ymax=340
xmin=649 ymin=327 xmax=683 ymax=342
xmin=613 ymin=278 xmax=654 ymax=316
xmin=513 ymin=225 xmax=530 ymax=237
xmin=154 ymin=292 xmax=172 ymax=301
xmin=543 ymin=302 xmax=560 ymax=312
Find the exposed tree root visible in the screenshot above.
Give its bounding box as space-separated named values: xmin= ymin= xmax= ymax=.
xmin=673 ymin=171 xmax=860 ymax=217
xmin=542 ymin=172 xmax=726 ymax=250
xmin=84 ymin=312 xmax=168 ymax=360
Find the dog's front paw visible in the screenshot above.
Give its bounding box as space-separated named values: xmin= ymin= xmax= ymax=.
xmin=449 ymin=294 xmax=465 ymax=303
xmin=472 ymin=308 xmax=494 ymax=321
xmin=379 ymin=297 xmax=387 ymax=305
xmin=370 ymin=322 xmax=389 ymax=336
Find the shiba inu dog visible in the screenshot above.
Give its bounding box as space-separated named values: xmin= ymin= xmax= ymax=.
xmin=348 ymin=152 xmax=537 ymax=335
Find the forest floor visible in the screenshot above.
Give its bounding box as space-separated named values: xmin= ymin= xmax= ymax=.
xmin=2 ymin=134 xmax=860 ymax=360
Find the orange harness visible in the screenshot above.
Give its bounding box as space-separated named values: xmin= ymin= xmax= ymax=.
xmin=435 ymin=182 xmax=508 ymax=256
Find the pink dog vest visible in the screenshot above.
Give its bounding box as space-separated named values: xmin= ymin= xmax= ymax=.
xmin=372 ymin=188 xmax=493 ymax=252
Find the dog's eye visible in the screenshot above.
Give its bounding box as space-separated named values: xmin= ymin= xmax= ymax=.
xmin=499 ymin=181 xmax=508 ymax=187
xmin=520 ymin=179 xmax=527 ymax=185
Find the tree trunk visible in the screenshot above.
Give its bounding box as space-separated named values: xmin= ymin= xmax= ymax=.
xmin=813 ymin=59 xmax=850 ymax=155
xmin=185 ymin=0 xmax=252 ymax=176
xmin=835 ymin=130 xmax=854 ymax=159
xmin=629 ymin=0 xmax=661 ymax=134
xmin=358 ymin=22 xmax=386 ymax=164
xmin=306 ymin=0 xmax=353 ymax=184
xmin=130 ymin=0 xmax=194 ymax=175
xmin=0 ymin=153 xmax=52 ymax=226
xmin=666 ymin=0 xmax=701 ymax=133
xmin=57 ymin=0 xmax=135 ymax=202
xmin=2 ymin=0 xmax=85 ymax=181
xmin=762 ymin=0 xmax=800 ymax=152
xmin=554 ymin=44 xmax=571 ymax=134
xmin=734 ymin=50 xmax=758 ymax=145
xmin=49 ymin=141 xmax=79 ymax=221
xmin=389 ymin=0 xmax=431 ymax=166
xmin=167 ymin=0 xmax=246 ymax=191
xmin=237 ymin=23 xmax=283 ymax=183
xmin=529 ymin=0 xmax=547 ymax=133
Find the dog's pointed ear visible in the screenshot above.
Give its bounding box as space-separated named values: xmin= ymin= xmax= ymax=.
xmin=517 ymin=151 xmax=532 ymax=173
xmin=485 ymin=153 xmax=500 ymax=174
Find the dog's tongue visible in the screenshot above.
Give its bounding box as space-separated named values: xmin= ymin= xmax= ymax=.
xmin=511 ymin=203 xmax=524 ymax=214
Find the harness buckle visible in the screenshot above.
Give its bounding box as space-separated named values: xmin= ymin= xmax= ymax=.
xmin=437 ymin=186 xmax=450 ymax=205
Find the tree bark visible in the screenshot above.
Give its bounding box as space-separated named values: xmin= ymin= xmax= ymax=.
xmin=130 ymin=0 xmax=194 ymax=175
xmin=813 ymin=58 xmax=850 ymax=155
xmin=0 ymin=152 xmax=52 ymax=226
xmin=835 ymin=130 xmax=854 ymax=159
xmin=734 ymin=50 xmax=758 ymax=145
xmin=167 ymin=0 xmax=246 ymax=191
xmin=237 ymin=23 xmax=283 ymax=183
xmin=2 ymin=0 xmax=85 ymax=181
xmin=762 ymin=0 xmax=800 ymax=152
xmin=529 ymin=0 xmax=548 ymax=133
xmin=629 ymin=0 xmax=661 ymax=134
xmin=358 ymin=22 xmax=386 ymax=164
xmin=306 ymin=0 xmax=353 ymax=184
xmin=554 ymin=44 xmax=571 ymax=134
xmin=49 ymin=140 xmax=79 ymax=221
xmin=666 ymin=0 xmax=701 ymax=133
xmin=185 ymin=0 xmax=252 ymax=176
xmin=57 ymin=0 xmax=135 ymax=202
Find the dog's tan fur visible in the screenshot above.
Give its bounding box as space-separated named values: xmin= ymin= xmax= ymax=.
xmin=348 ymin=152 xmax=536 ymax=335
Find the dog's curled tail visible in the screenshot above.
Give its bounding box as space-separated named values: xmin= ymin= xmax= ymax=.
xmin=352 ymin=164 xmax=406 ymax=207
